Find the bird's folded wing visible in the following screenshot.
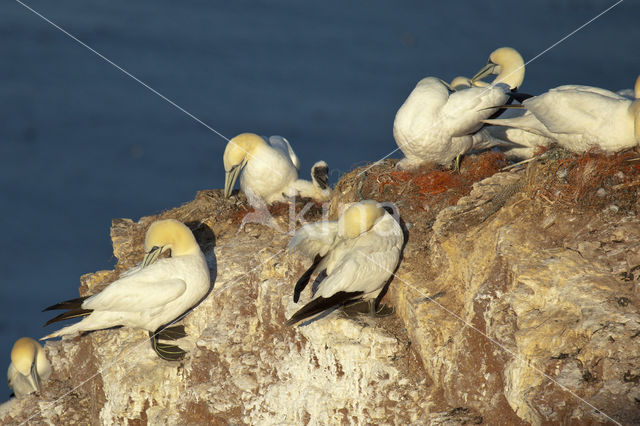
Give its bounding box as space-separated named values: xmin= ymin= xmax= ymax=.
xmin=527 ymin=91 xmax=626 ymax=135
xmin=443 ymin=86 xmax=506 ymax=133
xmin=83 ymin=278 xmax=187 ymax=312
xmin=316 ymin=249 xmax=397 ymax=299
xmin=551 ymin=85 xmax=622 ymax=100
xmin=289 ymin=222 xmax=338 ymax=258
xmin=268 ymin=135 xmax=300 ymax=170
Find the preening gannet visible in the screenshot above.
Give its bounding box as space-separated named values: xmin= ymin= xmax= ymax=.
xmin=393 ymin=47 xmax=526 ymax=169
xmin=223 ymin=133 xmax=331 ymax=206
xmin=7 ymin=337 xmax=51 ymax=397
xmin=42 ymin=219 xmax=211 ymax=361
xmin=483 ymin=75 xmax=640 ymax=154
xmin=449 ymin=76 xmax=489 ymax=91
xmin=286 ymin=200 xmax=404 ymax=325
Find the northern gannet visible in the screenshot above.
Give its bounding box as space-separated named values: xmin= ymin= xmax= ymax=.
xmin=393 ymin=47 xmax=526 ymax=170
xmin=223 ymin=133 xmax=331 ymax=206
xmin=42 ymin=219 xmax=211 ymax=361
xmin=483 ymin=75 xmax=640 ymax=154
xmin=7 ymin=337 xmax=51 ymax=397
xmin=286 ymin=200 xmax=404 ymax=325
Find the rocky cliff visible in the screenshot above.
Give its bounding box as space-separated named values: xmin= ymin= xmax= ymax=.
xmin=2 ymin=149 xmax=639 ymax=425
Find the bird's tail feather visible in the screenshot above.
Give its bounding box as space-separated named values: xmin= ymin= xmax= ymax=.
xmin=286 ymin=290 xmax=363 ymax=326
xmin=293 ymin=254 xmax=325 ymax=303
xmin=44 ymin=308 xmax=93 ymax=327
xmin=42 ymin=296 xmax=89 ymax=312
xmin=43 ymin=296 xmax=92 ymax=328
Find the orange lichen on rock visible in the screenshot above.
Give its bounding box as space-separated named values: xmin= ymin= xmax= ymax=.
xmin=360 ymin=151 xmax=509 ymax=215
xmin=412 ymin=170 xmax=462 ymax=195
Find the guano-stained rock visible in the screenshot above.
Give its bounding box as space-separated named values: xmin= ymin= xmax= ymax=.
xmin=2 ymin=150 xmax=639 ymax=425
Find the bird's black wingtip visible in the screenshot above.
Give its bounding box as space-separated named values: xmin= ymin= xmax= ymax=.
xmin=286 ymin=290 xmax=364 ymax=326
xmin=42 ymin=296 xmax=89 ymax=312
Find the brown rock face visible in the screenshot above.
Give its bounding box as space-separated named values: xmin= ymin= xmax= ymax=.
xmin=2 ymin=149 xmax=639 ymax=425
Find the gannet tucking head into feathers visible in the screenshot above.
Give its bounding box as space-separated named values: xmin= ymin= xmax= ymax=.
xmin=449 ymin=76 xmax=489 ymax=91
xmin=8 ymin=337 xmax=51 ymax=397
xmin=286 ymin=200 xmax=404 ymax=325
xmin=471 ymin=46 xmax=525 ymax=90
xmin=394 ymin=47 xmax=527 ymax=170
xmin=42 ymin=219 xmax=211 ymax=361
xmin=223 ymin=133 xmax=331 ymax=207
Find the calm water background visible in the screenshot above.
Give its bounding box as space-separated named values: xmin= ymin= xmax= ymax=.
xmin=1 ymin=0 xmax=639 ymax=394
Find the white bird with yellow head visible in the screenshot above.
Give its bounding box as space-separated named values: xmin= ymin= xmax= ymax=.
xmin=41 ymin=219 xmax=210 ymax=361
xmin=223 ymin=133 xmax=331 ymax=206
xmin=8 ymin=337 xmax=51 ymax=397
xmin=394 ymin=47 xmax=526 ymax=170
xmin=286 ymin=200 xmax=404 ymax=325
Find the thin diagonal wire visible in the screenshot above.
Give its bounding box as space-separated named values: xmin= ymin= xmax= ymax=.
xmin=14 ymin=0 xmax=229 ymax=143
xmin=21 ymin=246 xmax=286 ymax=425
xmin=14 ymin=0 xmax=293 ymax=183
xmin=358 ymin=0 xmax=624 ymax=176
xmin=360 ymin=252 xmax=622 ymax=426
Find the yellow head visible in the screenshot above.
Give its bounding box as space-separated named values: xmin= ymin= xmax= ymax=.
xmin=11 ymin=337 xmax=40 ymax=377
xmin=471 ymin=46 xmax=525 ymax=90
xmin=143 ymin=219 xmax=199 ymax=265
xmin=450 ymin=76 xmax=471 ymax=90
xmin=338 ymin=200 xmax=384 ymax=239
xmin=223 ymin=133 xmax=265 ymax=197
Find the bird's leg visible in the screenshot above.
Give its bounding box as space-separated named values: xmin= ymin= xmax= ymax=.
xmin=369 ymin=299 xmax=395 ymax=317
xmin=341 ymin=300 xmax=370 ymax=316
xmin=149 ymin=330 xmax=186 ymax=361
xmin=342 ymin=299 xmax=395 ymax=317
xmin=452 ymin=154 xmax=463 ymax=173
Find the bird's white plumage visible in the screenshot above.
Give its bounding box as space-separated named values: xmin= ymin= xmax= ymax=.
xmin=484 ymin=79 xmax=640 ymax=155
xmin=42 ymin=219 xmax=210 ymax=339
xmin=8 ymin=337 xmax=51 ymax=397
xmin=394 ymin=47 xmax=525 ymax=168
xmin=315 ymin=212 xmax=402 ymax=299
xmin=290 ymin=202 xmax=403 ymax=304
xmin=267 ymin=135 xmax=300 ymax=170
xmin=289 ymin=221 xmax=339 ymax=258
xmin=224 ymin=133 xmax=331 ymax=205
xmin=238 ymin=136 xmax=299 ymax=205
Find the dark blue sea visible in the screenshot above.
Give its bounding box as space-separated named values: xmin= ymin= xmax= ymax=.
xmin=2 ymin=0 xmax=638 ymax=393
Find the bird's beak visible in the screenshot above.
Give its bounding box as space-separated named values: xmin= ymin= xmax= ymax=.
xmin=439 ymin=78 xmax=455 ymax=92
xmin=224 ymin=162 xmax=244 ymax=198
xmin=471 ymin=62 xmax=497 ymax=84
xmin=29 ymin=359 xmax=41 ymax=392
xmin=142 ymin=245 xmax=164 ymax=268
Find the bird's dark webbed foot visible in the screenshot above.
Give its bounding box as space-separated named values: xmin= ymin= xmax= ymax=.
xmin=149 ymin=328 xmax=187 ymax=361
xmin=156 ymin=325 xmax=187 ymax=340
